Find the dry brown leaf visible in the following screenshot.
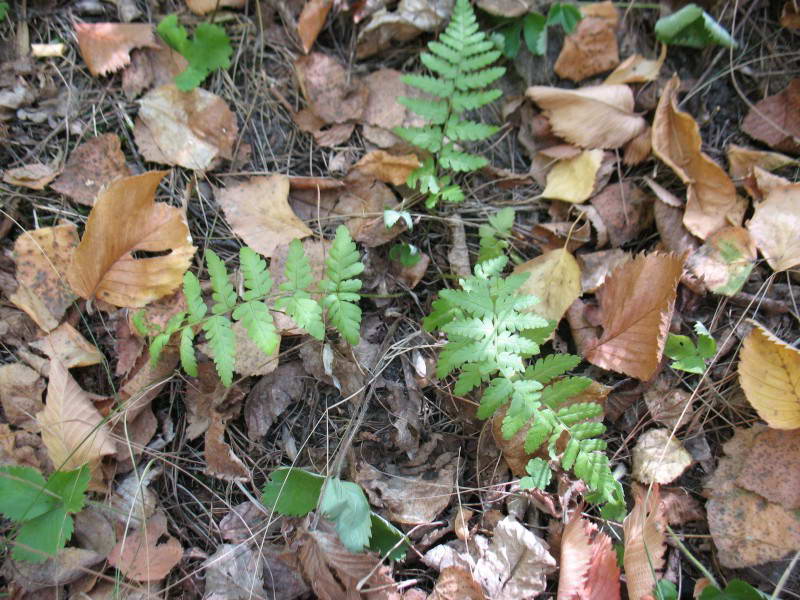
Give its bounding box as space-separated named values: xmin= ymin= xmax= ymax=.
xmin=356 ymin=0 xmax=452 ymax=59
xmin=554 ymin=1 xmax=619 ymax=83
xmin=298 ymin=0 xmax=332 ymax=54
xmin=431 ymin=567 xmax=485 ymax=600
xmin=742 ymin=79 xmax=800 ymax=155
xmin=107 ymin=512 xmax=183 ymax=582
xmin=51 ymin=133 xmax=132 ymax=206
xmin=747 ymin=185 xmax=800 ymax=271
xmin=585 ymin=253 xmax=683 ymax=380
xmin=37 ymin=358 xmax=116 ymax=471
xmin=362 ymin=69 xmax=412 ymax=135
xmin=623 ymin=126 xmax=653 ymax=166
xmin=527 ymin=85 xmax=647 ymax=149
xmin=781 ymin=1 xmax=800 ymax=29
xmin=203 ymin=543 xmax=265 ymax=600
xmin=205 ymin=413 xmax=250 ymax=481
xmin=736 ymin=428 xmax=800 ymax=510
xmin=392 ymin=250 xmax=430 ymax=289
xmin=653 ymin=194 xmax=700 ymax=257
xmin=118 ymin=348 xmax=179 ymax=423
xmin=643 ymin=376 xmax=692 ymax=429
xmin=590 ymin=183 xmax=654 ymax=247
xmin=216 ymin=175 xmax=311 ymax=258
xmin=244 ymin=361 xmax=306 ymax=439
xmin=623 ymin=484 xmax=666 ymax=600
xmin=3 ymin=163 xmax=58 ymax=190
xmin=200 ymin=321 xmax=280 ymax=378
xmin=652 ymin=75 xmax=744 ymax=239
xmin=631 ymin=428 xmax=692 ymax=485
xmin=134 ymin=84 xmax=237 ymax=171
xmin=122 ymin=43 xmax=188 ymax=99
xmin=295 ymin=53 xmax=368 ymax=125
xmin=8 ymin=547 xmax=105 ymax=592
xmin=0 ymin=363 xmax=45 ymax=431
xmin=338 ymin=177 xmax=406 ymax=247
xmin=542 ymin=149 xmax=604 ymax=203
xmin=513 ymin=248 xmax=581 ymax=325
xmin=686 ymin=226 xmax=756 ymax=296
xmin=75 ymin=23 xmax=157 ymax=77
xmin=30 ymin=322 xmax=104 ymax=368
xmin=605 ymin=45 xmax=667 ymax=85
xmin=67 ymin=171 xmax=196 ymax=308
xmin=738 ymin=321 xmax=800 ymax=430
xmin=186 ymin=0 xmax=246 ymax=14
xmin=659 ymin=487 xmax=704 ymax=526
xmin=726 ymin=143 xmax=799 ymax=180
xmin=557 ymin=515 xmax=621 ymax=600
xmin=183 ymin=362 xmax=243 ymax=440
xmin=352 ymin=150 xmax=420 ymax=186
xmin=476 ymin=0 xmax=536 ymax=17
xmin=578 ymin=249 xmax=631 ymax=293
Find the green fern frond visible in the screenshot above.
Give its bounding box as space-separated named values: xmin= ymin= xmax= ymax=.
xmin=320 ymin=226 xmax=364 ymax=345
xmin=394 ymin=127 xmax=443 ymax=153
xmin=205 ymin=250 xmax=237 ymax=314
xmin=398 ymin=98 xmax=449 ymax=124
xmin=183 ymin=272 xmax=207 ymax=325
xmin=239 ymin=247 xmax=272 ymax=300
xmin=275 ymin=239 xmax=325 ymax=340
xmin=445 ymin=119 xmax=499 ymax=142
xmin=520 ymin=457 xmax=552 ymax=490
xmin=541 ymin=376 xmax=592 ymax=408
xmin=526 ymin=354 xmax=582 ymax=384
xmin=180 ymin=327 xmax=198 ymax=377
xmin=203 ymin=315 xmax=235 ymax=386
xmin=149 ymin=332 xmax=170 ymax=367
xmin=232 ymin=301 xmax=279 ymax=357
xmin=400 ymin=74 xmax=454 ymax=98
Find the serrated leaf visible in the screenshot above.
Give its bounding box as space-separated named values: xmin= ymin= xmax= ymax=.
xmin=205 ymin=249 xmax=237 ymax=314
xmin=397 ymin=97 xmax=449 ymax=124
xmin=261 ymin=468 xmax=324 ymax=516
xmin=462 ymin=49 xmax=503 ymax=70
xmin=320 ymin=226 xmax=363 ymax=345
xmin=132 ymin=310 xmax=151 ymax=336
xmin=525 ymin=412 xmax=556 ymax=453
xmin=452 ymin=89 xmax=502 ymax=112
xmin=158 ymin=15 xmax=232 ymax=91
xmin=439 ymin=146 xmax=488 ymax=172
xmin=323 ymin=298 xmax=362 ymax=345
xmin=183 ymin=271 xmax=207 ymax=324
xmin=149 ymin=332 xmax=170 ymax=367
xmin=202 ymin=315 xmax=235 ymax=386
xmin=502 ymin=393 xmax=536 ymax=438
xmin=369 ymin=513 xmax=408 ymax=560
xmin=445 ymin=118 xmax=499 ymax=142
xmin=0 ymin=466 xmax=55 ymax=522
xmin=556 ymin=402 xmax=603 ymax=426
xmin=14 ymin=508 xmax=72 ymax=563
xmin=546 ymin=2 xmax=582 ymax=33
xmin=320 ymin=478 xmax=372 ymax=553
xmin=180 ymin=327 xmax=198 ymax=377
xmin=45 ymin=466 xmax=90 ymax=514
xmin=477 ymin=377 xmax=513 ymax=419
xmin=420 ymin=51 xmax=458 ymax=79
xmin=277 ymin=296 xmax=324 ymax=340
xmin=239 ymin=246 xmax=272 ymax=300
xmin=519 ymin=457 xmax=552 ymax=490
xmin=526 ymin=354 xmax=581 ymax=384
xmin=232 ymin=300 xmax=279 ymax=357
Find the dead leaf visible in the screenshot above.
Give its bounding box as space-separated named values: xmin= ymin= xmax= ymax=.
xmin=205 ymin=413 xmax=250 ymax=481
xmin=631 ymin=428 xmax=692 ymax=485
xmin=643 ymin=376 xmax=693 ymax=429
xmin=362 ymin=68 xmax=411 ymax=133
xmin=738 ymin=321 xmax=800 ymax=430
xmin=431 ymin=567 xmax=486 ymax=599
xmin=554 ymin=2 xmax=619 ymax=83
xmin=118 ymin=348 xmax=179 ymax=421
xmin=67 ymin=171 xmax=196 ymax=308
xmin=557 ymin=516 xmax=621 ymax=600
xmin=186 ymin=0 xmax=246 ymax=14
xmin=30 ymin=322 xmax=104 ymax=368
xmin=605 ymin=45 xmax=667 ymax=85
xmin=527 ymin=85 xmax=647 ymax=149
xmin=122 ymin=43 xmax=188 ymax=99
xmin=746 ymin=185 xmax=800 ymax=272
xmin=183 ymin=362 xmax=243 ymax=440
xmin=623 ymin=484 xmax=666 ymax=600
xmin=0 ymin=363 xmax=45 ymax=431
xmin=51 ymin=133 xmax=132 ymax=206
xmin=590 ymin=183 xmax=654 ymax=247
xmin=623 ymin=126 xmax=653 ymax=166
xmin=108 ymin=512 xmax=183 ymax=582
xmin=338 ymin=177 xmax=406 ymax=247
xmin=736 ymin=428 xmax=800 ymax=510
xmin=726 ymin=143 xmax=799 ymax=180
xmin=542 ymin=149 xmax=604 ymax=203
xmin=3 ymin=162 xmax=58 ymax=189
xmin=75 ymin=23 xmax=157 ymax=77
xmin=108 ymin=467 xmax=160 ymax=527
xmin=659 ymin=487 xmax=705 ymax=526
xmin=245 ymin=361 xmax=306 ymax=440
xmin=298 ymin=0 xmax=332 ymax=54
xmin=652 ymin=75 xmax=744 ymax=239
xmin=686 ymin=226 xmax=756 ymax=296
xmin=585 ymin=253 xmax=684 ymax=380
xmin=356 ymin=0 xmax=453 ymax=59
xmin=781 ymin=1 xmax=800 ymax=29
xmin=295 ymin=53 xmax=368 ymax=125
xmin=653 ymin=193 xmax=700 ymax=257
xmin=203 ymin=543 xmax=264 ymax=600
xmin=6 ymin=547 xmax=104 ymax=592
xmin=476 ymin=0 xmax=535 ymax=17
xmin=217 ymin=175 xmax=312 ymax=258
xmin=134 ymin=83 xmax=238 ymax=171
xmin=577 ymin=249 xmax=631 ymax=293
xmin=352 ymin=150 xmax=420 ymax=185
xmin=513 ymin=248 xmax=581 ymax=325
xmin=392 ymin=250 xmax=430 ymax=289
xmin=37 ymin=358 xmax=116 ymax=471
xmin=112 ymin=404 xmax=157 ymax=474
xmin=742 ymin=79 xmax=800 ymax=155
xmin=74 ymin=506 xmax=117 ymax=557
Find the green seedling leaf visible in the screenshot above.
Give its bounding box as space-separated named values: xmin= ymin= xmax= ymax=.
xmin=655 ymin=4 xmax=736 ymax=49
xmin=546 ymin=2 xmax=582 ymax=33
xmin=261 ymin=468 xmax=324 ymax=517
xmin=664 ymin=321 xmax=716 ymax=374
xmin=523 ymin=12 xmax=547 ymax=55
xmin=0 ymin=3 xmax=9 ymax=20
xmin=383 ymin=209 xmax=413 ymax=231
xmin=699 ymin=580 xmax=769 ymax=600
xmin=499 ymin=22 xmax=522 ymax=58
xmin=368 ymin=513 xmax=408 ymax=560
xmin=320 ymin=478 xmax=372 ymax=553
xmin=519 ymin=457 xmax=552 ymax=490
xmin=157 ymin=14 xmax=233 ymax=91
xmin=389 ymin=242 xmax=422 ymax=267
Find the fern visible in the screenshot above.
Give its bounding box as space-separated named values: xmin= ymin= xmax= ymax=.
xmin=319 ymin=225 xmax=365 ymax=345
xmin=424 ymin=256 xmax=625 ymax=517
xmin=394 ymin=0 xmax=504 ymax=208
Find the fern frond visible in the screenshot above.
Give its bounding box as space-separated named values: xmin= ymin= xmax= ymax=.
xmin=526 ymin=354 xmax=582 ymax=384
xmin=440 ymin=185 xmax=465 ymax=203
xmin=149 ymin=332 xmax=170 ymax=367
xmin=203 ymin=315 xmax=235 ymax=386
xmin=232 ymin=301 xmax=279 ymax=357
xmin=420 ymin=52 xmax=458 ymax=79
xmin=439 ymin=146 xmax=487 ymax=172
xmin=520 ymin=458 xmax=552 ymax=490
xmin=401 ymin=74 xmax=454 ymax=98
xmin=541 ymin=376 xmax=592 ymax=408
xmin=456 ymin=67 xmax=505 ymax=90
xmin=205 ymin=250 xmax=237 ymax=314
xmin=556 ymin=402 xmax=603 ymax=426
xmin=394 ymin=126 xmax=443 ymax=153
xmin=279 ymin=239 xmax=314 ymax=294
xmin=452 ymin=89 xmax=503 ymax=112
xmin=462 ymin=50 xmax=503 ymax=69
xmin=445 ymin=119 xmax=499 ymax=142
xmin=183 ymin=272 xmax=207 ymax=325
xmin=320 ymin=226 xmax=364 ymax=345
xmin=477 ymin=377 xmax=513 ymax=419
xmin=397 ymin=97 xmax=449 ymax=124
xmin=239 ymin=246 xmax=272 ymax=300
xmin=180 ymin=327 xmax=198 ymax=377
xmin=525 ymin=411 xmax=557 ymax=453
xmin=426 ymin=41 xmax=462 ymax=66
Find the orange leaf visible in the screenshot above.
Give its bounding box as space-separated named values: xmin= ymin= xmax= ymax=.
xmin=351 ymin=150 xmax=420 ymax=186
xmin=652 ymin=75 xmax=744 ymax=239
xmin=108 ymin=512 xmax=183 ymax=581
xmin=746 ymin=184 xmax=800 ymax=272
xmin=67 ymin=171 xmax=196 ymax=308
xmin=298 ymin=0 xmax=333 ymax=54
xmin=585 ymin=253 xmax=683 ymax=380
xmin=558 ymin=515 xmax=621 ymax=600
xmin=738 ymin=321 xmax=800 ymax=429
xmin=554 ymin=2 xmax=619 ymax=83
xmin=75 ymin=23 xmax=157 ymax=77
xmin=623 ymin=484 xmax=666 ymax=600
xmin=742 ymin=79 xmax=800 ymax=155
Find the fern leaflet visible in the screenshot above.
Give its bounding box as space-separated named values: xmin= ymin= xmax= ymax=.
xmin=202 ymin=315 xmax=235 ymax=386
xmin=275 ymin=239 xmax=324 ymax=340
xmin=320 ymin=226 xmax=364 ymax=345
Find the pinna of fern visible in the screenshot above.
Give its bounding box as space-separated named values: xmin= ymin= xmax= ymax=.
xmin=394 ymin=0 xmax=505 ymax=208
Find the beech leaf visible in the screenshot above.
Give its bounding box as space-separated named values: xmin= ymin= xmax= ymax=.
xmin=746 ymin=184 xmax=800 ymax=272
xmin=557 ymin=515 xmax=621 ymax=600
xmin=623 ymin=484 xmax=666 ymax=600
xmin=513 ymin=248 xmax=582 ymax=325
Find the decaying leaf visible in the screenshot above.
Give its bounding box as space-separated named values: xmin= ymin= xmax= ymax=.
xmin=107 ymin=512 xmax=183 ymax=582
xmin=244 ymin=361 xmax=306 ymax=440
xmin=741 ymin=78 xmax=800 ymax=155
xmin=356 ymin=0 xmax=453 ymax=59
xmin=476 ymin=0 xmax=535 ymax=17
xmin=3 ymin=163 xmax=58 ymax=190
xmin=541 ymin=149 xmax=604 ymax=203
xmin=736 ymin=427 xmax=800 ymax=510
xmin=351 ymin=150 xmax=420 ymax=186
xmin=7 ymin=547 xmax=105 ymax=592
xmin=216 ymin=175 xmax=312 ymax=258
xmin=738 ymin=321 xmax=800 ymax=429
xmin=122 ymin=42 xmax=188 ymax=99
xmin=431 ymin=567 xmax=486 ymax=600
xmin=0 ymin=363 xmax=45 ymax=431
xmin=186 ymin=0 xmax=246 ymax=15
xmin=746 ymin=184 xmax=800 ymax=271
xmin=623 ymin=484 xmax=666 ymax=600
xmin=652 ymin=75 xmax=744 ymax=239
xmin=686 ymin=226 xmax=756 ymax=296
xmin=554 ymin=2 xmax=620 ymax=83
xmin=631 ymin=428 xmax=692 ymax=485
xmin=578 ymin=249 xmax=631 ymax=293
xmin=605 ymin=45 xmax=667 ymax=85
xmin=203 ymin=543 xmax=265 ymax=600
xmin=30 ymin=322 xmax=104 ymax=368
xmin=205 ymin=414 xmax=250 ymax=482
xmin=298 ymin=0 xmax=332 ymax=54
xmin=67 ymin=171 xmax=196 ymax=308
xmin=585 ymin=253 xmax=684 ymax=380
xmin=199 ymin=321 xmax=280 ymax=378
xmin=589 ymin=182 xmax=654 ymax=247
xmin=513 ymin=248 xmax=581 ymax=325
xmin=294 ymin=53 xmax=368 ymax=125
xmin=726 ymin=143 xmax=799 ymax=180
xmin=337 ymin=177 xmax=407 ymax=247
xmin=75 ymin=23 xmax=157 ymax=76
xmin=643 ymin=376 xmax=693 ymax=429
xmin=557 ymin=515 xmax=621 ymax=600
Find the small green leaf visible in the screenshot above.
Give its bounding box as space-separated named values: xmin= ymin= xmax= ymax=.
xmin=0 ymin=466 xmax=55 ymax=522
xmin=232 ymin=301 xmax=279 ymax=357
xmin=389 ymin=243 xmax=422 ymax=267
xmin=149 ymin=332 xmax=170 ymax=367
xmin=44 ymin=466 xmax=90 ymax=515
xmin=183 ymin=271 xmax=208 ymax=325
xmin=14 ymin=508 xmax=72 ymax=563
xmin=500 ymin=22 xmax=522 ymax=58
xmin=368 ymin=513 xmax=408 ymax=560
xmin=0 ymin=3 xmax=8 ymax=20
xmin=180 ymin=327 xmax=198 ymax=377
xmin=546 ymin=2 xmax=582 ymax=33
xmin=699 ymin=580 xmax=770 ymax=600
xmin=157 ymin=15 xmax=233 ymax=90
xmin=320 ymin=478 xmax=372 ymax=553
xmin=397 ymin=97 xmax=449 ymax=125
xmin=523 ymin=12 xmax=547 ymax=55
xmin=262 ymin=468 xmax=324 ymax=516
xmin=202 ymin=315 xmax=235 ymax=386
xmin=384 ymin=210 xmax=413 ymax=231
xmin=655 ymin=4 xmax=736 ymax=49
xmin=519 ymin=457 xmax=552 ymax=490
xmin=205 ymin=249 xmax=237 ymax=314
xmin=132 ymin=310 xmax=151 ymax=336
xmin=654 ymin=580 xmax=678 ymax=600
xmin=239 ymin=247 xmax=272 ymax=300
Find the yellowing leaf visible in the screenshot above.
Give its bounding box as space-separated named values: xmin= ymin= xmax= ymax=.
xmin=513 ymin=248 xmax=581 ymax=324
xmin=542 ymin=149 xmax=604 ymax=203
xmin=747 ymin=185 xmax=800 ymax=272
xmin=75 ymin=23 xmax=157 ymax=77
xmin=37 ymin=358 xmax=116 ymax=471
xmin=738 ymin=321 xmax=800 ymax=429
xmin=623 ymin=484 xmax=666 ymax=600
xmin=527 ymin=85 xmax=647 ymax=149
xmin=604 ymin=45 xmax=666 ymax=85
xmin=631 ymin=428 xmax=692 ymax=485
xmin=217 ymin=175 xmax=312 ymax=258
xmin=726 ymin=143 xmax=799 ymax=180
xmin=67 ymin=171 xmax=196 ymax=308
xmin=585 ymin=253 xmax=683 ymax=380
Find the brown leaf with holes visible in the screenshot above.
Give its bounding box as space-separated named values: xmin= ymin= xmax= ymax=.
xmin=3 ymin=163 xmax=58 ymax=190
xmin=298 ymin=0 xmax=332 ymax=54
xmin=585 ymin=253 xmax=683 ymax=380
xmin=107 ymin=512 xmax=183 ymax=581
xmin=554 ymin=1 xmax=619 ymax=82
xmin=624 ymin=484 xmax=666 ymax=600
xmin=747 ymin=184 xmax=800 ymax=272
xmin=652 ymin=76 xmax=744 ymax=239
xmin=351 ymin=150 xmax=420 ymax=186
xmin=557 ymin=515 xmax=621 ymax=600
xmin=51 ymin=134 xmax=132 ymax=206
xmin=75 ymin=23 xmax=157 ymax=77
xmin=67 ymin=171 xmax=196 ymax=308
xmin=742 ymin=79 xmax=800 ymax=154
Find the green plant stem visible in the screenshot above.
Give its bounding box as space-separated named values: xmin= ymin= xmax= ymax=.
xmin=666 ymin=526 xmax=720 ymax=589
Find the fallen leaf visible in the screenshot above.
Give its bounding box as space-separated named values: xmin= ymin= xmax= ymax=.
xmin=652 ymin=193 xmax=700 ymax=257
xmin=186 ymin=0 xmax=246 ymax=15
xmin=686 ymin=226 xmax=756 ymax=296
xmin=652 ymin=75 xmax=744 ymax=239
xmin=527 ymin=85 xmax=647 ymax=149
xmin=30 ymin=322 xmax=104 ymax=368
xmin=738 ymin=321 xmax=800 ymax=429
xmin=112 ymin=404 xmax=158 ymax=475
xmin=107 ymin=512 xmax=183 ymax=581
xmin=643 ymin=376 xmax=693 ymax=429
xmin=513 ymin=248 xmax=581 ymax=324
xmin=37 ymin=358 xmax=116 ymax=471
xmin=109 ymin=468 xmax=160 ymax=527
xmin=356 ymin=0 xmax=453 ymax=59
xmin=542 ymin=149 xmax=604 ymax=203
xmin=589 ymin=183 xmax=654 ymax=247
xmin=351 ymin=150 xmax=420 ymax=186
xmin=67 ymin=171 xmax=196 ymax=308
xmin=294 ymin=53 xmax=368 ymax=125
xmin=122 ymin=43 xmax=188 ymax=99
xmin=623 ymin=484 xmax=666 ymax=600
xmin=362 ymin=68 xmax=413 ymax=137
xmin=747 ymin=184 xmax=800 ymax=271
xmin=337 ymin=177 xmax=406 ymax=247
xmin=726 ymin=143 xmax=799 ymax=180
xmin=31 ymin=43 xmax=66 ymax=58
xmin=74 ymin=506 xmax=117 ymax=557
xmin=742 ymin=79 xmax=800 ymax=155
xmin=51 ymin=133 xmax=132 ymax=206
xmin=554 ymin=1 xmax=619 ymax=82
xmin=298 ymin=0 xmax=332 ymax=54
xmin=134 ymin=83 xmax=238 ymax=171
xmin=623 ymin=126 xmax=653 ymax=165
xmin=631 ymin=428 xmax=693 ymax=485
xmin=736 ymin=428 xmax=800 ymax=510
xmin=0 ymin=363 xmax=45 ymax=431
xmin=205 ymin=413 xmax=250 ymax=481
xmin=119 ymin=348 xmax=179 ymax=422
xmin=431 ymin=567 xmax=486 ymax=600
xmin=577 ymin=249 xmax=631 ymax=293
xmin=392 ymin=250 xmax=430 ymax=289
xmin=557 ymin=515 xmax=621 ymax=600
xmin=3 ymin=163 xmax=58 ymax=189
xmin=8 ymin=547 xmax=105 ymax=592
xmin=244 ymin=361 xmax=307 ymax=440
xmin=203 ymin=543 xmax=265 ymax=600
xmin=476 ymin=0 xmax=536 ymax=17
xmin=293 ymin=108 xmax=356 ymax=147
xmin=199 ymin=321 xmax=280 ymax=378
xmin=183 ymin=362 xmax=243 ymax=440
xmin=781 ymin=1 xmax=800 ymax=29
xmin=659 ymin=487 xmax=705 ymax=526
xmin=605 ymin=45 xmax=667 ymax=85
xmin=585 ymin=253 xmax=684 ymax=380
xmin=75 ymin=23 xmax=157 ymax=77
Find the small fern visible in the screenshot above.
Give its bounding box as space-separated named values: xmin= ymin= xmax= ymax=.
xmin=394 ymin=0 xmax=505 ymax=208
xmin=137 ymin=226 xmax=364 ymax=386
xmin=424 ymin=255 xmax=625 ymax=518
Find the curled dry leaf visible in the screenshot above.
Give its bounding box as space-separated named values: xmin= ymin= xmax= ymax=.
xmin=746 ymin=184 xmax=800 ymax=271
xmin=30 ymin=322 xmax=104 ymax=368
xmin=298 ymin=0 xmax=333 ymax=54
xmin=623 ymin=126 xmax=652 ymax=166
xmin=513 ymin=248 xmax=581 ymax=325
xmin=75 ymin=23 xmax=157 ymax=76
xmin=738 ymin=321 xmax=800 ymax=430
xmin=3 ymin=163 xmax=58 ymax=190
xmin=742 ymin=79 xmax=800 ymax=155
xmin=9 ymin=547 xmax=105 ymax=592
xmin=652 ymin=75 xmax=744 ymax=239
xmin=542 ymin=149 xmax=604 ymax=203
xmin=108 ymin=512 xmax=183 ymax=582
xmin=623 ymin=484 xmax=666 ymax=600
xmin=351 ymin=150 xmax=420 ymax=186
xmin=687 ymin=226 xmax=756 ymax=296
xmin=67 ymin=171 xmax=196 ymax=308
xmin=122 ymin=42 xmax=188 ymax=99
xmin=557 ymin=515 xmax=621 ymax=600
xmin=585 ymin=253 xmax=684 ymax=380
xmin=605 ymin=45 xmax=667 ymax=85
xmin=527 ymin=85 xmax=647 ymax=149
xmin=554 ymin=1 xmax=620 ymax=83
xmin=631 ymin=428 xmax=692 ymax=485
xmin=216 ymin=175 xmax=312 ymax=258
xmin=356 ymin=0 xmax=453 ymax=59
xmin=726 ymin=143 xmax=799 ymax=180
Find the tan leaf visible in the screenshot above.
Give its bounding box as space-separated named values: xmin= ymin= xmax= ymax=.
xmin=726 ymin=143 xmax=799 ymax=180
xmin=476 ymin=0 xmax=536 ymax=17
xmin=362 ymin=69 xmax=410 ymax=131
xmin=244 ymin=361 xmax=306 ymax=439
xmin=75 ymin=23 xmax=157 ymax=77
xmin=527 ymin=85 xmax=647 ymax=149
xmin=686 ymin=226 xmax=756 ymax=296
xmin=431 ymin=567 xmax=486 ymax=600
xmin=107 ymin=512 xmax=183 ymax=581
xmin=577 ymin=249 xmax=631 ymax=293
xmin=738 ymin=321 xmax=800 ymax=429
xmin=605 ymin=45 xmax=667 ymax=85
xmin=557 ymin=516 xmax=621 ymax=600
xmin=513 ymin=248 xmax=581 ymax=324
xmin=736 ymin=427 xmax=800 ymax=510
xmin=294 ymin=53 xmax=368 ymax=125
xmin=781 ymin=1 xmax=800 ymax=29
xmin=742 ymin=79 xmax=800 ymax=154
xmin=623 ymin=484 xmax=666 ymax=600
xmin=216 ymin=175 xmax=312 ymax=258
xmin=203 ymin=543 xmax=266 ymax=599
xmin=746 ymin=185 xmax=800 ymax=271
xmin=298 ymin=0 xmax=332 ymax=54
xmin=643 ymin=376 xmax=693 ymax=429
xmin=590 ymin=182 xmax=654 ymax=247
xmin=51 ymin=133 xmax=132 ymax=206
xmin=0 ymin=363 xmax=45 ymax=431
xmin=623 ymin=126 xmax=653 ymax=166
xmin=631 ymin=428 xmax=692 ymax=485
xmin=554 ymin=1 xmax=619 ymax=83
xmin=122 ymin=42 xmax=188 ymax=99
xmin=356 ymin=0 xmax=452 ymax=59
xmin=652 ymin=75 xmax=744 ymax=239
xmin=31 ymin=43 xmax=66 ymax=58
xmin=3 ymin=162 xmax=59 ymax=190
xmin=186 ymin=0 xmax=246 ymax=15
xmin=67 ymin=171 xmax=196 ymax=308
xmin=337 ymin=177 xmax=406 ymax=247
xmin=37 ymin=358 xmax=116 ymax=471
xmin=119 ymin=348 xmax=179 ymax=422
xmin=134 ymin=84 xmax=238 ymax=171
xmin=205 ymin=413 xmax=250 ymax=481
xmin=30 ymin=322 xmax=104 ymax=368
xmin=542 ymin=149 xmax=604 ymax=203
xmin=352 ymin=150 xmax=420 ymax=185
xmin=183 ymin=362 xmax=244 ymax=440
